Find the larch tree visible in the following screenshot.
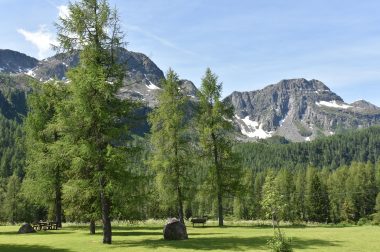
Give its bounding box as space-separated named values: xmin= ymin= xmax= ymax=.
xmin=148 ymin=69 xmax=190 ymax=224
xmin=55 ymin=0 xmax=133 ymax=244
xmin=23 ymin=81 xmax=68 ymax=228
xmin=196 ymin=68 xmax=240 ymax=227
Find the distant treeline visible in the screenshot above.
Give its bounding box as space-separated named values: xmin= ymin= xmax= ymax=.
xmin=233 ymin=161 xmax=380 ymax=224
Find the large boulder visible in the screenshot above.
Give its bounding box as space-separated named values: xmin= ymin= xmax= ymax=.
xmin=163 ymin=218 xmax=188 ymax=240
xmin=18 ymin=223 xmax=36 ymax=234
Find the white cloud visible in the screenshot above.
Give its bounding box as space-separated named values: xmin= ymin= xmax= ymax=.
xmin=57 ymin=5 xmax=69 ymax=19
xmin=17 ymin=25 xmax=56 ymax=59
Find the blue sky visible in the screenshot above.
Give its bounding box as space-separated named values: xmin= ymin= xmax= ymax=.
xmin=1 ymin=0 xmax=380 ymax=105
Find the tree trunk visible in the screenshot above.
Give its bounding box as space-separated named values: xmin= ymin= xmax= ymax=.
xmin=211 ymin=132 xmax=224 ymax=227
xmin=99 ymin=176 xmax=112 ymax=244
xmin=177 ymin=184 xmax=185 ymax=224
xmin=54 ymin=132 xmax=62 ymax=228
xmin=217 ymin=189 xmax=223 ymax=227
xmin=174 ymin=141 xmax=185 ymax=224
xmin=55 ymin=185 xmax=62 ymax=228
xmin=90 ymin=220 xmax=96 ymax=234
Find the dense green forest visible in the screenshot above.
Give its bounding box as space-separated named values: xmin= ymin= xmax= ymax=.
xmin=0 ymin=73 xmax=29 ymax=178
xmin=236 ymin=127 xmax=380 ymax=171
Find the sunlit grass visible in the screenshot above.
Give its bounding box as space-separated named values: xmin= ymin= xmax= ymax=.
xmin=1 ymin=221 xmax=380 ymax=251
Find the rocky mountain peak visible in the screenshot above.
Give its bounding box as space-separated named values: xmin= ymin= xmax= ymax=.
xmin=0 ymin=49 xmax=38 ymax=73
xmin=226 ymin=79 xmax=380 ymax=142
xmin=2 ymin=48 xmax=380 ymax=143
xmin=350 ymin=100 xmax=379 ymax=110
xmin=275 ymin=78 xmax=330 ymax=92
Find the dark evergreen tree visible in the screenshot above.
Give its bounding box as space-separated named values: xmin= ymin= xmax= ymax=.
xmin=306 ymin=167 xmax=329 ymax=223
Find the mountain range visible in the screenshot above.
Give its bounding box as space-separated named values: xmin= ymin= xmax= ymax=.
xmin=1 ymin=48 xmax=380 ymax=142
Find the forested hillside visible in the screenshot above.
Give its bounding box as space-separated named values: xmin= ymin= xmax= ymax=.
xmin=0 ymin=73 xmax=29 ymax=178
xmin=236 ymin=127 xmax=380 ymax=171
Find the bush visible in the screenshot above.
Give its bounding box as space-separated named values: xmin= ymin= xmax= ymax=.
xmin=357 ymin=217 xmax=370 ymax=226
xmin=372 ymin=213 xmax=380 ymax=225
xmin=267 ymin=230 xmax=293 ymax=252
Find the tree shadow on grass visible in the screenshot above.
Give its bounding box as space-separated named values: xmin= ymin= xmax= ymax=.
xmin=112 ymin=235 xmax=342 ymax=251
xmin=0 ymin=231 xmax=74 ymax=236
xmin=112 ymin=231 xmax=226 ymax=237
xmin=112 ymin=236 xmax=271 ymax=250
xmin=112 ymin=226 xmax=163 ymax=231
xmin=113 ymin=231 xmax=162 ymax=236
xmin=0 ymin=244 xmax=73 ymax=252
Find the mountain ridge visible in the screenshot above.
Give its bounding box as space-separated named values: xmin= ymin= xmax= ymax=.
xmin=226 ymin=78 xmax=380 ymax=142
xmin=1 ymin=48 xmax=380 ymax=142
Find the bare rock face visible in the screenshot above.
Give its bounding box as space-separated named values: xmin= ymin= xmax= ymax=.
xmin=18 ymin=223 xmax=36 ymax=234
xmin=163 ymin=218 xmax=188 ymax=240
xmin=225 ymin=78 xmax=380 ymax=142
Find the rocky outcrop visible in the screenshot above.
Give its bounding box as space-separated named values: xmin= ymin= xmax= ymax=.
xmin=18 ymin=223 xmax=36 ymax=234
xmin=225 ymin=78 xmax=380 ymax=142
xmin=163 ymin=218 xmax=188 ymax=240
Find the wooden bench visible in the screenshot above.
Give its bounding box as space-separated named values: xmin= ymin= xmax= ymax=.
xmin=191 ymin=217 xmax=207 ymax=227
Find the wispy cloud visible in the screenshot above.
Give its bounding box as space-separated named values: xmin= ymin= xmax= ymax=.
xmin=17 ymin=4 xmax=69 ymax=59
xmin=125 ymin=23 xmax=198 ymax=57
xmin=17 ymin=25 xmax=56 ymax=59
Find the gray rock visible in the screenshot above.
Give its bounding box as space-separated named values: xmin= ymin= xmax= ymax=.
xmin=225 ymin=78 xmax=380 ymax=142
xmin=163 ymin=218 xmax=188 ymax=240
xmin=18 ymin=223 xmax=36 ymax=234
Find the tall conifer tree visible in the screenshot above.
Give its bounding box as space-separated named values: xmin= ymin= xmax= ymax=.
xmin=24 ymin=82 xmax=68 ymax=228
xmin=148 ymin=69 xmax=190 ymax=224
xmin=55 ymin=0 xmax=132 ymax=244
xmin=196 ymin=68 xmax=240 ymax=227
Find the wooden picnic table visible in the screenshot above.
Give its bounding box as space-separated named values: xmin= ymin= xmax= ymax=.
xmin=32 ymin=221 xmax=58 ymax=231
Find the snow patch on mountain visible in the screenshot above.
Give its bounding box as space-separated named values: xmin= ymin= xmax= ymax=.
xmin=235 ymin=115 xmax=273 ymax=139
xmin=316 ymin=100 xmax=352 ymax=109
xmin=144 ymin=74 xmax=160 ymax=90
xmin=25 ymin=69 xmax=36 ymax=77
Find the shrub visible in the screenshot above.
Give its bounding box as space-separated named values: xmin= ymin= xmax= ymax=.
xmin=357 ymin=217 xmax=370 ymax=226
xmin=267 ymin=230 xmax=293 ymax=252
xmin=372 ymin=214 xmax=380 ymax=225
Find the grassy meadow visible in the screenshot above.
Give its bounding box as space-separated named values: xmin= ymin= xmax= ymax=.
xmin=1 ymin=221 xmax=380 ymax=251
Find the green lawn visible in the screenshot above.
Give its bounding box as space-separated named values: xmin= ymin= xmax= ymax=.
xmin=1 ymin=222 xmax=380 ymax=251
